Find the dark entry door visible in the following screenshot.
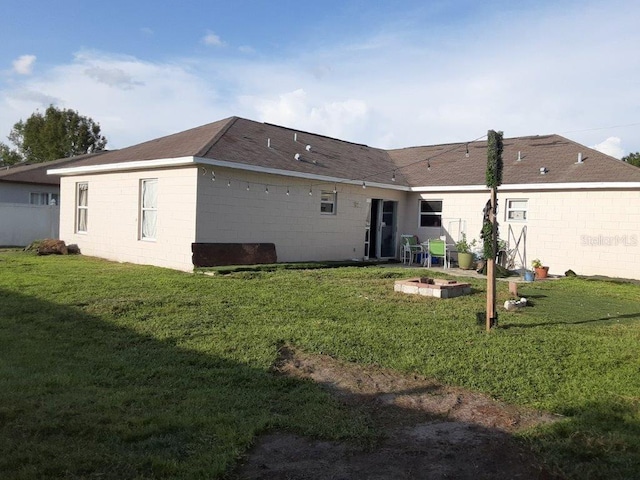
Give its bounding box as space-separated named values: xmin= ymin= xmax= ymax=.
xmin=367 ymin=199 xmax=397 ymax=259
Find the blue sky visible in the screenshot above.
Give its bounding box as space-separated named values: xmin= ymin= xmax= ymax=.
xmin=2 ymin=0 xmax=639 ymax=158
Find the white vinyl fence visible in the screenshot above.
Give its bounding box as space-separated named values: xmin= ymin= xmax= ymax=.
xmin=0 ymin=203 xmax=60 ymax=246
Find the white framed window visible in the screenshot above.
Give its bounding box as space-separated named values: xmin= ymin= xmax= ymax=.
xmin=419 ymin=200 xmax=442 ymax=227
xmin=505 ymin=199 xmax=528 ymax=222
xmin=30 ymin=192 xmax=59 ymax=205
xmin=76 ymin=183 xmax=88 ymax=233
xmin=140 ymin=179 xmax=158 ymax=240
xmin=320 ymin=190 xmax=337 ymax=214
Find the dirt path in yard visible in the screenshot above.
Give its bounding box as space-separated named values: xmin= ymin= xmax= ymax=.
xmin=231 ymin=347 xmax=564 ymax=480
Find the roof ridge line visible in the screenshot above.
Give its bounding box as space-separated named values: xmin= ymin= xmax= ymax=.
xmin=387 ymin=134 xmax=565 ymax=153
xmin=263 ymin=121 xmax=375 ymax=149
xmin=196 ymin=116 xmax=239 ymax=157
xmin=555 ymin=134 xmax=630 ymax=163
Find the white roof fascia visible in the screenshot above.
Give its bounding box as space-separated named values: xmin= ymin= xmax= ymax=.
xmin=47 ymin=156 xmax=195 ymax=175
xmin=500 ymin=182 xmax=640 ymax=190
xmin=411 ymin=182 xmax=640 ymax=192
xmin=411 ymin=185 xmax=488 ymax=192
xmin=195 ymin=157 xmax=411 ymax=191
xmin=46 ymin=155 xmax=411 ymax=191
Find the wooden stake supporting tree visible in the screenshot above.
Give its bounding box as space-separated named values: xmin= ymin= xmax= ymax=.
xmin=483 ymin=130 xmax=503 ymax=331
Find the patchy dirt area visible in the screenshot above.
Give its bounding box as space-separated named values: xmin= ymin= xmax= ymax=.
xmin=232 ymin=347 xmax=563 ymax=480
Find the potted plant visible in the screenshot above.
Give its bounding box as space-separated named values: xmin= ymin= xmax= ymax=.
xmin=455 ymin=234 xmax=477 ymax=270
xmin=531 ymin=258 xmax=549 ymax=279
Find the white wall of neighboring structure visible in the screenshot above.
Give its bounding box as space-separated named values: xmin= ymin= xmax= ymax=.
xmin=0 ymin=203 xmax=59 ymax=246
xmin=195 ymin=167 xmax=407 ymax=262
xmin=0 ymin=182 xmax=60 ymax=204
xmin=404 ymin=188 xmax=640 ymax=280
xmin=59 ymin=168 xmax=198 ymax=271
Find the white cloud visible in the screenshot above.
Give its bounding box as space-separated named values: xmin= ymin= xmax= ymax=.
xmin=1 ymin=50 xmax=225 ymax=149
xmin=241 ymin=88 xmax=373 ymax=143
xmin=217 ymin=1 xmax=640 ymax=150
xmin=84 ymin=66 xmax=144 ymax=90
xmin=238 ymin=45 xmax=255 ymax=54
xmin=249 ymin=89 xmax=312 ymax=128
xmin=202 ymin=32 xmax=225 ymax=47
xmin=12 ymin=55 xmax=36 ymax=75
xmin=1 ymin=1 xmax=639 ymax=155
xmin=9 ymin=89 xmax=60 ymax=106
xmin=591 ymin=137 xmax=625 ymax=159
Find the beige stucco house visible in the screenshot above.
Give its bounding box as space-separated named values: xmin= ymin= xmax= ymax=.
xmin=49 ymin=117 xmax=640 ymax=279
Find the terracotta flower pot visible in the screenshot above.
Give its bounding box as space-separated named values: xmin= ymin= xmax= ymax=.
xmin=534 ymin=266 xmax=549 ymax=279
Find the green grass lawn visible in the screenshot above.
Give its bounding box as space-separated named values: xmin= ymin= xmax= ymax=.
xmin=1 ymin=251 xmax=639 ymax=479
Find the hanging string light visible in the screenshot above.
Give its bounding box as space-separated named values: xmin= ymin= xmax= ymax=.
xmin=350 ymin=134 xmax=485 ymax=185
xmin=202 ymin=131 xmax=487 ymax=200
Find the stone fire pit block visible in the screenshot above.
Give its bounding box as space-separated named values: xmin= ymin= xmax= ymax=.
xmin=394 ymin=277 xmax=471 ymax=299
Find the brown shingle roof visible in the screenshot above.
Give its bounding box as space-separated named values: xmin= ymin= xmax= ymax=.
xmin=200 ymin=118 xmax=410 ymax=186
xmin=388 ymin=134 xmax=640 ymax=187
xmin=59 ymin=117 xmax=236 ymax=168
xmin=0 ymin=152 xmax=108 ymax=185
xmin=49 ymin=117 xmax=640 ymax=188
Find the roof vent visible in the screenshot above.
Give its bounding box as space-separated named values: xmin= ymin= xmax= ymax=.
xmin=267 ymin=138 xmax=271 ymax=148
xmin=294 ymin=133 xmax=298 ymax=142
xmin=517 ymin=151 xmax=522 ymax=161
xmin=576 ymin=152 xmax=583 ymax=164
xmin=540 ymin=167 xmax=548 ymax=175
xmin=294 ymin=153 xmax=301 ymax=161
xmin=305 ymin=144 xmax=312 ymax=152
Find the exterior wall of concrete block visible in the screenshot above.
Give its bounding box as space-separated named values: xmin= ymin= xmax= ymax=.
xmin=59 ymin=167 xmax=198 ymax=271
xmin=57 ymin=161 xmax=639 ymax=279
xmin=404 ymin=188 xmax=640 ymax=279
xmin=195 ymin=167 xmax=407 ymax=262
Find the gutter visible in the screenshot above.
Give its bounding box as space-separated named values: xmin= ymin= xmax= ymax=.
xmin=411 ymin=182 xmax=640 ymax=192
xmin=47 ymin=155 xmax=411 ymax=191
xmin=47 ymin=157 xmax=640 ymax=192
xmin=47 ymin=156 xmax=195 ymax=175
